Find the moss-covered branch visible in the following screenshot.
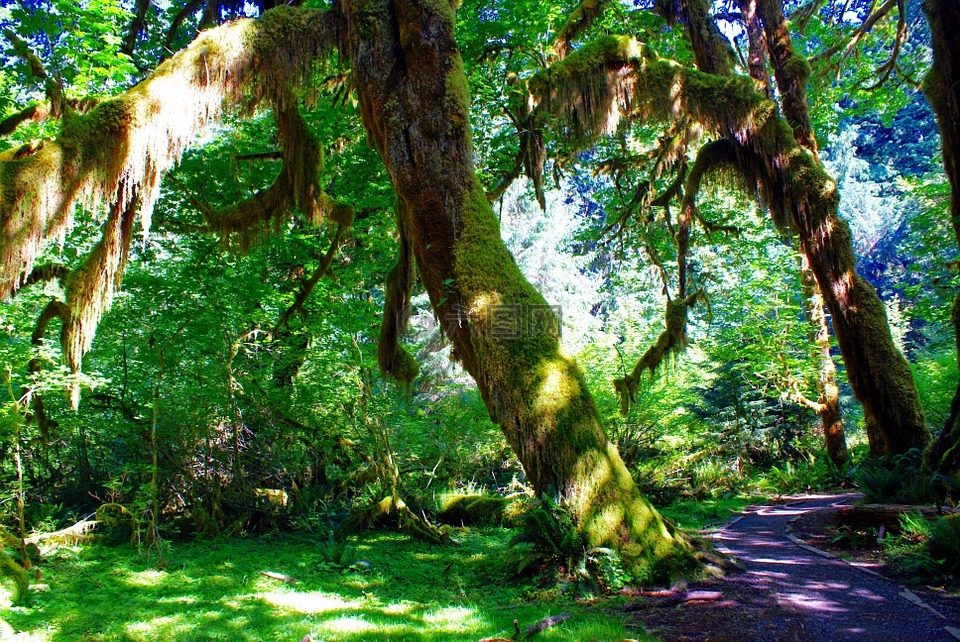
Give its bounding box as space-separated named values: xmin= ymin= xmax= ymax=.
xmin=614 ymin=290 xmax=706 ymax=415
xmin=0 ymin=6 xmax=336 ymax=300
xmin=531 ymin=32 xmax=927 ymax=452
xmin=554 ymin=0 xmax=613 ymax=58
xmin=274 ymin=208 xmax=352 ymax=333
xmin=377 ymin=198 xmax=419 ymax=395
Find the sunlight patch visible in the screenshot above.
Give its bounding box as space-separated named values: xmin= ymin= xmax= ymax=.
xmin=423 ymin=605 xmax=478 ymax=628
xmin=534 ymin=358 xmax=580 ymax=414
xmin=125 ymin=614 xmax=192 ymax=638
xmin=383 ymin=602 xmax=417 ymax=615
xmin=321 ymin=616 xmax=378 ymax=634
xmin=125 ymin=569 xmax=166 ymax=587
xmin=263 ymin=590 xmax=361 ymax=614
xmin=157 ymin=595 xmax=198 ymax=605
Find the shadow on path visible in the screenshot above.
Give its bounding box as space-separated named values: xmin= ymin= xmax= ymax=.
xmin=630 ymin=494 xmax=960 ymax=642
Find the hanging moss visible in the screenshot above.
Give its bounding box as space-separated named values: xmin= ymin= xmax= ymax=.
xmin=528 ymin=35 xmax=641 ymax=143
xmin=614 ymin=292 xmax=706 ymax=415
xmin=1 ymin=7 xmax=336 ymax=300
xmin=329 ymin=201 xmax=355 ymax=227
xmin=377 ymin=199 xmax=419 ymax=393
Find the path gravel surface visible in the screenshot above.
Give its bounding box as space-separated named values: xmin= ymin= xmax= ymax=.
xmin=632 ymin=494 xmax=960 ymax=641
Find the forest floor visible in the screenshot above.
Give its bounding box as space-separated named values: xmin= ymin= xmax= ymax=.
xmin=5 ymin=495 xmax=960 ymax=640
xmin=0 ymin=528 xmax=642 ymax=641
xmin=630 ymin=494 xmax=960 ymax=641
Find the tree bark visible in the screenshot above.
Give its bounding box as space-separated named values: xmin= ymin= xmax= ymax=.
xmin=339 ymin=0 xmax=692 ymax=578
xmin=923 ymin=0 xmax=960 ymax=473
xmin=800 ymin=257 xmax=849 ymax=466
xmin=676 ymin=0 xmax=928 ymax=455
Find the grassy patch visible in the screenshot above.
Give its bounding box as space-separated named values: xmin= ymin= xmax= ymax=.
xmin=1 ymin=529 xmax=648 ymax=641
xmin=657 ymin=496 xmax=753 ymax=532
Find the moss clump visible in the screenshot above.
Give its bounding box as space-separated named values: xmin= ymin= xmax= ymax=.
xmin=0 ymin=548 xmax=28 ymax=605
xmin=437 ymin=494 xmax=510 ymax=526
xmin=783 ymin=53 xmax=811 ymax=83
xmin=329 ymin=201 xmax=355 ymax=227
xmin=529 ymin=35 xmax=641 ymax=143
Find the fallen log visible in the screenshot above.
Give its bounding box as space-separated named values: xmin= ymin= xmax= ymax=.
xmin=834 ymin=504 xmax=960 ymax=531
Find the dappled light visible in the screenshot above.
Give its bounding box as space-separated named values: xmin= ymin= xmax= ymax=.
xmin=1 ymin=0 xmax=958 ymax=639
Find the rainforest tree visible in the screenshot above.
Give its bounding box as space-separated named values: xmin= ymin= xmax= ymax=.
xmin=0 ymin=0 xmax=941 ymax=577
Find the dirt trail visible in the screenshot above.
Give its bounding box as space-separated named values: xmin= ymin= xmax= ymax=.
xmin=632 ymin=495 xmax=960 ymax=641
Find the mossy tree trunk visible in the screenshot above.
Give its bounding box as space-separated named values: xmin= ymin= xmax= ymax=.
xmin=339 ymin=0 xmax=692 ymax=579
xmin=674 ymin=0 xmax=928 ymax=455
xmin=800 ymin=258 xmax=849 ymax=467
xmin=923 ymin=0 xmax=960 ymax=473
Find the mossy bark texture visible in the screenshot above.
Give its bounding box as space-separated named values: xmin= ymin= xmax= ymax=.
xmin=531 ymin=28 xmax=928 ymax=455
xmin=923 ymin=0 xmax=960 ymax=473
xmin=801 ymin=258 xmax=849 ymax=467
xmin=340 ymin=0 xmax=692 ymax=580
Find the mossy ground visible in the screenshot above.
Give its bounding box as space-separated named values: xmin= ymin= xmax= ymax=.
xmin=1 ymin=529 xmax=647 ymax=641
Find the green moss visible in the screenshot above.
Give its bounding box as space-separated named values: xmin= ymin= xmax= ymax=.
xmin=0 ymin=548 xmax=28 ymax=605
xmin=354 ymin=0 xmax=390 ymax=40
xmin=59 ymin=97 xmax=135 ymax=161
xmin=784 ymin=53 xmax=811 ymax=83
xmin=437 ymin=494 xmax=510 ymax=526
xmin=445 ymin=70 xmax=470 ymax=127
xmin=329 ymin=201 xmax=355 ymax=227
xmin=529 ymin=34 xmax=640 ymax=97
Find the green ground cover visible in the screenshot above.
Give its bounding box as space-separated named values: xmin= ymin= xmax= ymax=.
xmin=1 ymin=529 xmax=646 ymax=641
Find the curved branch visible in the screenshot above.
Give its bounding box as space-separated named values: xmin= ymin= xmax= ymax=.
xmin=10 ymin=263 xmax=69 ymax=298
xmin=377 ymin=198 xmax=419 ymax=395
xmin=613 ymin=290 xmax=707 ymax=415
xmin=274 ymin=214 xmax=351 ymax=333
xmin=122 ymin=0 xmax=154 ymax=56
xmin=0 ymin=7 xmax=337 ymax=299
xmin=32 ymin=299 xmax=69 ymax=346
xmin=554 ymin=0 xmax=613 ymax=58
xmin=809 ymin=0 xmax=898 ymax=65
xmin=163 ymin=0 xmax=204 ymax=58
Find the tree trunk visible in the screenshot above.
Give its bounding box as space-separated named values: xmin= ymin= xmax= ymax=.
xmin=923 ymin=0 xmax=960 ymax=474
xmin=339 ymin=0 xmax=692 ymax=578
xmin=800 ymin=257 xmax=849 ymax=467
xmin=693 ymin=0 xmax=928 ymax=455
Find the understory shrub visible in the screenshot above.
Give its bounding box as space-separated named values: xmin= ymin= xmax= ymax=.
xmin=883 ymin=512 xmax=960 ymax=583
xmin=856 ymin=448 xmax=930 ymax=504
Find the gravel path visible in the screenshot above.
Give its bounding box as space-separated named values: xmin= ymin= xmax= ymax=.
xmin=710 ymin=494 xmax=960 ymax=641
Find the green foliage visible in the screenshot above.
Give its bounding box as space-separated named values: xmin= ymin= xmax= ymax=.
xmin=506 ymin=496 xmax=632 ymax=594
xmin=856 ymin=448 xmax=930 ymax=504
xmin=0 ymin=530 xmax=643 ymax=640
xmin=0 ymin=546 xmax=28 ymax=606
xmin=888 ymin=510 xmax=960 ymax=585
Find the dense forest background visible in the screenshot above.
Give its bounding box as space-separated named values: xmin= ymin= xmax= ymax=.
xmin=0 ymin=0 xmax=957 ymax=636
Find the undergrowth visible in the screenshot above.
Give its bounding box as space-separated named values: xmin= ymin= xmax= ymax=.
xmin=0 ymin=529 xmax=647 ymax=641
xmin=883 ymin=512 xmax=960 ymax=584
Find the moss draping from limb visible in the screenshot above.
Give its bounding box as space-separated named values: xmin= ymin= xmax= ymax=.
xmin=0 ymin=6 xmax=336 ymax=299
xmin=377 ymin=198 xmax=419 ymax=394
xmin=614 ymin=290 xmax=706 ymax=415
xmin=528 ymin=35 xmax=642 ymax=145
xmin=202 ymin=101 xmax=329 ymax=250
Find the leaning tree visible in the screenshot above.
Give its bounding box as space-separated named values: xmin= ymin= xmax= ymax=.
xmin=1 ymin=1 xmax=697 ymax=579
xmin=0 ymin=0 xmax=935 ymax=576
